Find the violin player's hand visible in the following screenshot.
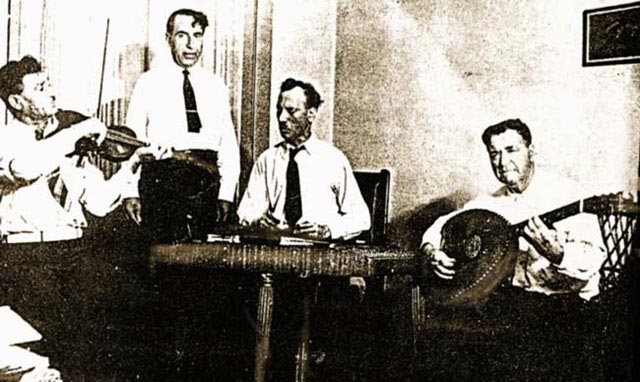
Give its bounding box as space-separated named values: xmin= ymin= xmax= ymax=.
xmin=135 ymin=144 xmax=169 ymax=162
xmin=74 ymin=117 xmax=107 ymax=144
xmin=124 ymin=197 xmax=142 ymax=225
xmin=421 ymin=242 xmax=456 ymax=280
xmin=127 ymin=144 xmax=168 ymax=173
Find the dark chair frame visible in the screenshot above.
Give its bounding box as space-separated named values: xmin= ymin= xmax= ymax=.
xmin=353 ymin=169 xmax=391 ymax=244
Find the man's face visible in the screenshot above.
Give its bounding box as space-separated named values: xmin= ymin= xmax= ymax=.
xmin=277 ymin=87 xmax=315 ymax=146
xmin=13 ymin=71 xmax=57 ymax=120
xmin=167 ymin=15 xmax=204 ymax=68
xmin=487 ymin=129 xmax=534 ymax=192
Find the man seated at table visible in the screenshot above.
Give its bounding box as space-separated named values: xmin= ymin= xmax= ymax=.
xmin=237 ymin=78 xmax=371 ymax=240
xmin=236 ymin=78 xmax=372 ymax=378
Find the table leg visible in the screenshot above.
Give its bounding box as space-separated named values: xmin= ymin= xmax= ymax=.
xmin=411 ymin=285 xmax=424 ymax=359
xmin=255 ymin=273 xmax=274 ymax=382
xmin=295 ymin=289 xmax=312 ymax=382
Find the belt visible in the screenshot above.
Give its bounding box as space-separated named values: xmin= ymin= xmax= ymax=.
xmin=1 ymin=228 xmax=83 ymax=244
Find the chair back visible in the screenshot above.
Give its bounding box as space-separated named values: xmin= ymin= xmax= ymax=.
xmin=353 ymin=170 xmax=391 ymax=244
xmin=596 ymin=194 xmax=637 ymax=293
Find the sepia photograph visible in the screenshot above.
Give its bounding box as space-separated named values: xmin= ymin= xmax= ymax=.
xmin=1 ymin=0 xmax=638 ymax=381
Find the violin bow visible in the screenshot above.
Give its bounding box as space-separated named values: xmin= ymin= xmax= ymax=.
xmin=96 ymin=18 xmax=110 ymax=120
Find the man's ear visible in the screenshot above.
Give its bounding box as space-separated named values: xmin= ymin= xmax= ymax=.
xmin=165 ymin=32 xmax=171 ymax=44
xmin=528 ymin=144 xmax=536 ymax=159
xmin=7 ymin=94 xmax=24 ymax=112
xmin=307 ymin=107 xmax=317 ymax=123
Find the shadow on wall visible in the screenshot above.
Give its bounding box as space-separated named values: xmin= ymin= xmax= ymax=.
xmin=387 ymin=189 xmax=474 ymax=250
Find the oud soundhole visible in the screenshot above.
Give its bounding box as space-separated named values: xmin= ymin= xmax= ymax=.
xmin=464 ymin=234 xmax=482 ymax=259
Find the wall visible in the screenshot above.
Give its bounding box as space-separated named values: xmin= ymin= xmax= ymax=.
xmin=269 ymin=0 xmax=337 ymax=145
xmin=0 ymin=1 xmax=245 ymax=127
xmin=332 ymin=0 xmax=640 ymax=244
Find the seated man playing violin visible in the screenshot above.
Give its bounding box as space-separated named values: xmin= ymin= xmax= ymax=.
xmin=420 ymin=119 xmax=607 ymax=381
xmin=0 ymin=55 xmax=152 ymax=242
xmin=0 ymin=55 xmax=155 ymax=377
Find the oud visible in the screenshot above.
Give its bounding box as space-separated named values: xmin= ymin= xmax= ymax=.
xmin=426 ymin=192 xmax=637 ymax=308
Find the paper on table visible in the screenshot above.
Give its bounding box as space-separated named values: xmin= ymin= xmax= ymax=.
xmin=206 ymin=234 xmax=240 ymax=243
xmin=279 ymin=236 xmax=335 ymax=247
xmin=0 ymin=306 xmax=42 ymax=346
xmin=0 ymin=345 xmax=50 ymax=371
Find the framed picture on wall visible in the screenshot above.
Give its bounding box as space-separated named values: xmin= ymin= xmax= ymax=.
xmin=583 ymin=1 xmax=640 ymax=66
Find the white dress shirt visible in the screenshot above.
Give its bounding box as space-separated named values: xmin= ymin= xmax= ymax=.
xmin=237 ymin=136 xmax=371 ymax=240
xmin=0 ymin=118 xmax=133 ymax=243
xmin=421 ymin=170 xmax=606 ymax=300
xmin=125 ymin=64 xmax=240 ymax=202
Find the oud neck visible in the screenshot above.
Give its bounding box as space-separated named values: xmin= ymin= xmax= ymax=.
xmin=512 ymin=199 xmax=586 ymax=231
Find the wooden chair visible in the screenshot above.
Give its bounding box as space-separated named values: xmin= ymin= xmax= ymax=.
xmin=411 ymin=194 xmax=638 ymax=381
xmin=353 ymin=169 xmax=391 ymax=244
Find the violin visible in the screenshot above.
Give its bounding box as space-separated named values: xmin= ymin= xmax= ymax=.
xmin=56 ymin=109 xmax=148 ymax=163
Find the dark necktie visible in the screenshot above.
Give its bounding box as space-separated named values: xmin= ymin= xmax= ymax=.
xmin=284 ymin=146 xmax=304 ymax=227
xmin=183 ymin=69 xmax=202 ymax=133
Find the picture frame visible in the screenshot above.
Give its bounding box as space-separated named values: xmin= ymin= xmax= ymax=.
xmin=583 ymin=1 xmax=640 ymax=66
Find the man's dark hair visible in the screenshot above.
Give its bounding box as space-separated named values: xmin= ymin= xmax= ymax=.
xmin=166 ymin=9 xmax=209 ymax=35
xmin=0 ymin=55 xmax=41 ymax=108
xmin=280 ymin=78 xmax=324 ymax=109
xmin=481 ymin=118 xmax=532 ymax=147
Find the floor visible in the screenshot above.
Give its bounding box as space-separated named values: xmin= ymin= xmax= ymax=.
xmin=2 ymin=209 xmax=637 ymax=382
xmin=2 ymin=210 xmax=414 ymax=382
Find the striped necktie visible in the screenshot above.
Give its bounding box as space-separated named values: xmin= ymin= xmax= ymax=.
xmin=183 ymin=69 xmax=202 ymax=133
xmin=48 ymin=171 xmax=68 ymax=208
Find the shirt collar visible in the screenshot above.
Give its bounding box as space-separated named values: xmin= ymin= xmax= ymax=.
xmin=276 ymin=134 xmax=319 ymax=156
xmin=159 ymin=60 xmax=203 ymax=76
xmin=10 ymin=116 xmax=58 ymax=140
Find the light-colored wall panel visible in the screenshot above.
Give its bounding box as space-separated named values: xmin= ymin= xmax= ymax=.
xmin=269 ymin=0 xmax=337 ymax=145
xmin=333 ymin=0 xmax=639 ymax=242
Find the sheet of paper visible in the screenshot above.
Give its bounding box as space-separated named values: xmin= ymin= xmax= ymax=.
xmin=0 ymin=345 xmax=50 ymax=371
xmin=0 ymin=306 xmax=42 ymax=346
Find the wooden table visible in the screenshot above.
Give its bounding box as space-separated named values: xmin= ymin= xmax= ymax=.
xmin=148 ymin=242 xmax=416 ymax=382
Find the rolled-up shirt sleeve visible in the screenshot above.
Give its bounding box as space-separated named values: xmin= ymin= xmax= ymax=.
xmin=72 ymin=158 xmax=136 ymax=217
xmin=420 ymin=210 xmax=463 ymax=251
xmin=237 ymin=156 xmax=269 ymax=225
xmin=121 ymin=77 xmax=149 ymax=200
xmin=213 ymin=83 xmax=240 ymax=202
xmin=2 ymin=132 xmax=79 ymax=184
xmin=325 ymin=160 xmax=371 ymax=240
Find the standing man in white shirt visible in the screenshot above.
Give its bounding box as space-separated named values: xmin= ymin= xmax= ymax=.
xmin=237 ymin=78 xmax=370 ymax=240
xmin=124 ymin=8 xmax=240 ymax=238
